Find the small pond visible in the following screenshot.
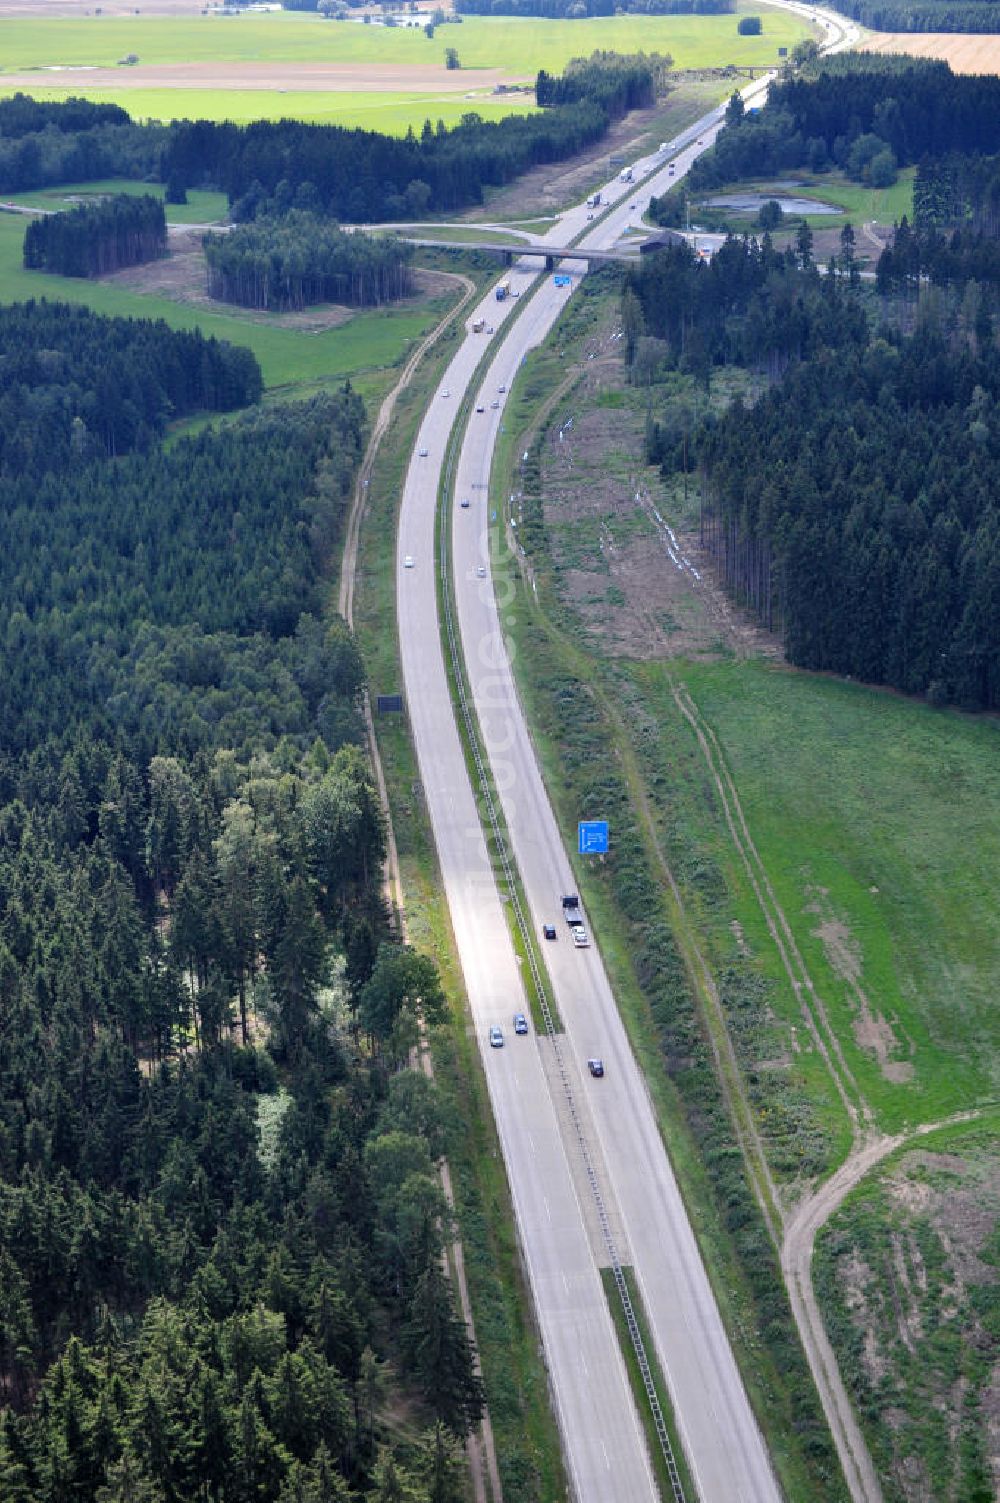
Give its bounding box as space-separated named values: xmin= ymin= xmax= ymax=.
xmin=705 ymin=193 xmax=841 ymax=216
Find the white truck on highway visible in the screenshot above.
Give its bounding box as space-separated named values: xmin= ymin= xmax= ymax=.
xmin=562 ymin=893 xmax=590 ymax=947
xmin=585 ymin=192 xmax=602 ymax=208
xmin=619 ymin=167 xmax=633 ymax=182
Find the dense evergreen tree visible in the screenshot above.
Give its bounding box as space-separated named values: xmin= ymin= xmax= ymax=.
xmin=688 ymin=320 xmax=1000 ymax=709
xmin=666 ymin=53 xmax=1000 ymax=203
xmin=204 ymin=214 xmax=413 ymax=311
xmin=820 ymin=0 xmax=1000 ymax=33
xmin=164 ymin=54 xmax=665 ymax=223
xmin=23 ymin=195 xmax=166 ymax=278
xmin=0 ymin=301 xmax=260 ymax=474
xmin=0 ymin=303 xmax=480 ymax=1499
xmin=457 ymin=0 xmax=730 ymax=14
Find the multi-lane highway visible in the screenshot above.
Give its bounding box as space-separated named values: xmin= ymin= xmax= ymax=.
xmin=395 ymin=15 xmax=857 ymax=1498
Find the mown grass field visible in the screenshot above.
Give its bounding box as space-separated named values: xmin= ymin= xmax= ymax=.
xmin=0 ymin=5 xmax=813 ymax=123
xmin=0 ymin=6 xmax=812 ymax=71
xmin=0 ymin=208 xmax=458 ymax=394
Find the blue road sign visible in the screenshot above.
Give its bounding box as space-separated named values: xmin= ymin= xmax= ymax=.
xmin=578 ymin=820 xmax=609 ymax=855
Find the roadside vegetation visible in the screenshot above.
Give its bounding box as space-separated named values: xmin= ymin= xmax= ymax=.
xmin=491 ymin=270 xmax=848 ymax=1500
xmin=0 ymin=212 xmax=460 ymax=401
xmin=491 ymin=55 xmax=1000 ymax=1466
xmin=349 ymin=296 xmax=569 ymax=1502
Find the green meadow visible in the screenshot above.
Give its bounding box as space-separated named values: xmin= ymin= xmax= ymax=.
xmin=1 ymin=85 xmax=536 ymax=130
xmin=694 ymin=168 xmax=916 ymax=230
xmin=658 ymin=659 xmax=1000 ymax=1136
xmin=0 ymin=209 xmax=457 ymax=394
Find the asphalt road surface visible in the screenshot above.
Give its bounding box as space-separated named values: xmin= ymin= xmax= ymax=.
xmin=396 ymin=14 xmax=856 ymax=1496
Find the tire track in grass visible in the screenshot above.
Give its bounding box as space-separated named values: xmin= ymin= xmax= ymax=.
xmin=667 ymin=677 xmax=868 ymax=1133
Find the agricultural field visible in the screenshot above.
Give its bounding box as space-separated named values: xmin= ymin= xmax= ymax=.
xmin=863 ymin=28 xmax=1000 ymax=73
xmin=0 ymin=4 xmax=813 ymax=123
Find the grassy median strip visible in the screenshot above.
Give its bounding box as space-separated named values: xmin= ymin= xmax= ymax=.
xmin=350 ymin=263 xmax=568 ymax=1503
xmin=600 ymin=1266 xmax=698 ymax=1503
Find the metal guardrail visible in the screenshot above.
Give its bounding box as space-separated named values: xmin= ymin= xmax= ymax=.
xmin=435 ymin=381 xmax=689 ymax=1503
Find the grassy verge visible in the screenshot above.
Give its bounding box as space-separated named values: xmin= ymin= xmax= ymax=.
xmin=403 ymin=225 xmax=531 ymax=246
xmin=490 ymin=273 xmax=848 ymax=1501
xmin=600 ymin=1266 xmax=697 ymax=1503
xmin=350 ymin=285 xmax=568 ymax=1503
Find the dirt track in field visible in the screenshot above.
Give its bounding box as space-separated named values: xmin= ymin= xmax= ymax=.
xmin=0 ymin=59 xmax=526 ymax=92
xmin=862 ymin=31 xmax=1000 ymax=74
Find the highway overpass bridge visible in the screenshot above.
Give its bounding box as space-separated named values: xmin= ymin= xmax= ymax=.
xmin=402 ymin=236 xmax=643 ymax=268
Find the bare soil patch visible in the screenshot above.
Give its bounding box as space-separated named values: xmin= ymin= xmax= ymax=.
xmin=103 ymin=234 xmax=446 ymax=329
xmin=2 ymin=60 xmax=522 ymax=92
xmin=540 ymin=339 xmax=778 ymax=662
xmin=862 ymin=31 xmax=1000 ymax=74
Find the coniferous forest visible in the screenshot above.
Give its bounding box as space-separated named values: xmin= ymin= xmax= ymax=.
xmin=0 ymin=55 xmax=662 ymax=220
xmin=640 ymin=248 xmax=1000 ymax=701
xmin=23 ymin=195 xmax=167 ymax=279
xmin=635 ymin=56 xmax=1000 ymax=711
xmin=0 ymin=303 xmax=483 ymax=1502
xmin=203 ymin=215 xmax=414 ymax=312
